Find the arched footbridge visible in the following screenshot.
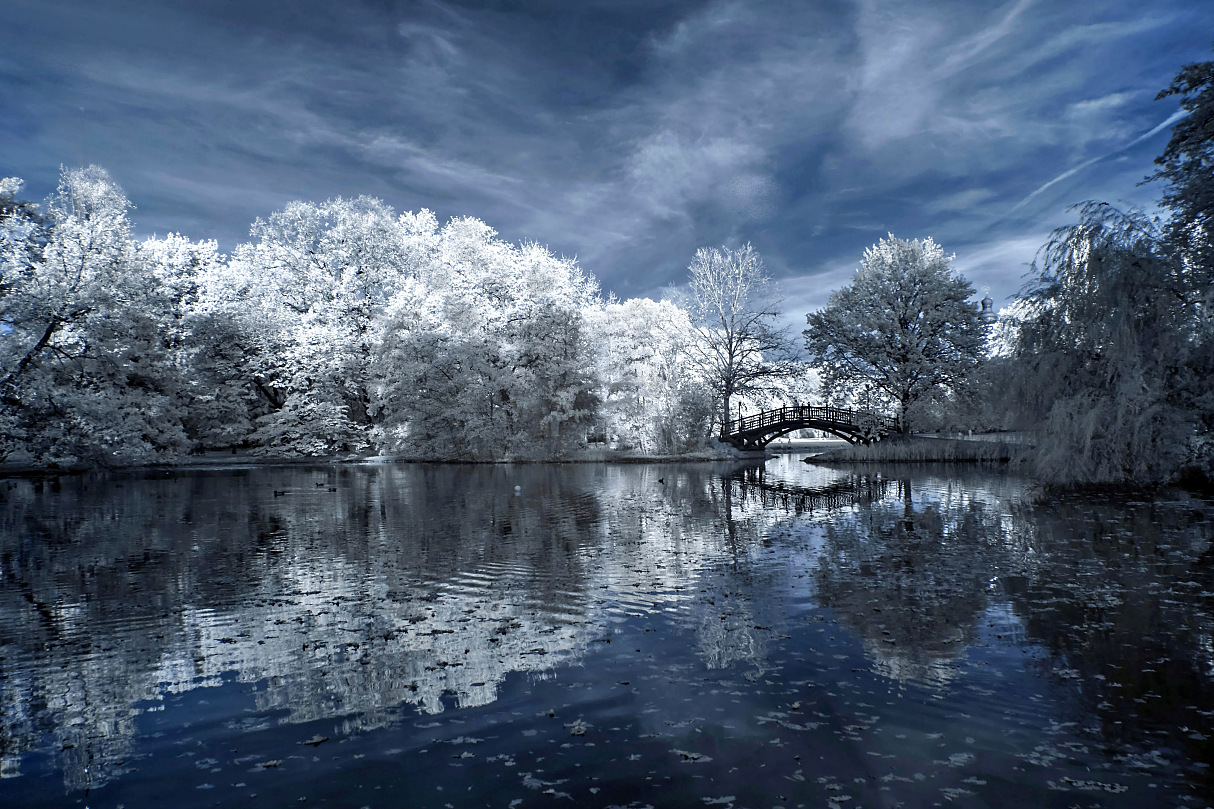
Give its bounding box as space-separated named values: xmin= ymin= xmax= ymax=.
xmin=721 ymin=405 xmax=900 ymax=451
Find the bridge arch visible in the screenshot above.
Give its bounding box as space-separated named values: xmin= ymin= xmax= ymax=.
xmin=753 ymin=421 xmax=873 ymax=445
xmin=720 ymin=405 xmax=899 ymax=451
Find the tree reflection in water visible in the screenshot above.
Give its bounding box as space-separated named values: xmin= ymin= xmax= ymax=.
xmin=0 ymin=465 xmax=608 ymax=791
xmin=0 ymin=462 xmax=784 ymax=794
xmin=0 ymin=459 xmax=1212 ymax=807
xmin=811 ymin=474 xmax=1025 ymax=685
xmin=1000 ymin=496 xmax=1214 ymax=791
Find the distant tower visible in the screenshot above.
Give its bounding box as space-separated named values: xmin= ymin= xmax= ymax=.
xmin=979 ymin=291 xmax=997 ymax=325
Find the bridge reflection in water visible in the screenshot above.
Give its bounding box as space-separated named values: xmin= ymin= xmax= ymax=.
xmin=720 ymin=405 xmax=900 ymax=450
xmin=727 ymin=464 xmax=895 ymax=514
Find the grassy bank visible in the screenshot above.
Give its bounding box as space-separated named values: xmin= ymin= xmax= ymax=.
xmin=807 ymin=437 xmax=1014 ymax=464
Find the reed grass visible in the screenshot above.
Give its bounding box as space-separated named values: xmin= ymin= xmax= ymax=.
xmin=808 ymin=437 xmax=1013 ymax=464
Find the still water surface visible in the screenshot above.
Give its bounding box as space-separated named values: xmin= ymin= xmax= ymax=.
xmin=1 ymin=456 xmax=1212 ymax=808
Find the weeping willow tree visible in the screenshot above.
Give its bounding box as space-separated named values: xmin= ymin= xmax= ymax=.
xmin=1008 ymin=50 xmax=1214 ymax=486
xmin=1150 ymin=51 xmax=1214 ymax=481
xmin=1008 ymin=203 xmax=1199 ymax=485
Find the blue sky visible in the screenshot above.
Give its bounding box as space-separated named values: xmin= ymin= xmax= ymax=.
xmin=3 ymin=0 xmax=1210 ymax=319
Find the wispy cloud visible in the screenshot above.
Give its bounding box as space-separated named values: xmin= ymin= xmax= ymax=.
xmin=950 ymin=233 xmax=1051 ymax=302
xmin=936 ymin=0 xmax=1036 ymax=77
xmin=1011 ymin=109 xmax=1188 ymax=211
xmin=3 ymin=0 xmax=1209 ymax=306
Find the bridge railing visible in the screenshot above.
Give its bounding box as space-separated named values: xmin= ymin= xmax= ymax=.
xmin=723 ymin=405 xmax=898 ymax=436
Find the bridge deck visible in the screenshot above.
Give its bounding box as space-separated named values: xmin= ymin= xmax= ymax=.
xmin=722 ymin=405 xmax=899 ymax=449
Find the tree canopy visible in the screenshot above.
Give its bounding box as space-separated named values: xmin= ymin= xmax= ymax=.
xmin=1151 ymin=53 xmax=1214 ymax=269
xmin=1 ymin=167 xmax=193 ymax=465
xmin=0 ymin=166 xmax=729 ymax=466
xmin=683 ymin=243 xmax=798 ymax=432
xmin=1006 ymin=204 xmax=1196 ymax=484
xmin=996 ymin=49 xmax=1214 ymax=485
xmin=803 ymin=235 xmax=985 ymax=431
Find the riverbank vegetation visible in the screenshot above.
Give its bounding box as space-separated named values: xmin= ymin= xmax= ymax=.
xmin=994 ymin=53 xmax=1213 ymax=487
xmin=809 ymin=437 xmax=1015 ymax=464
xmin=0 ymin=171 xmax=800 ymax=466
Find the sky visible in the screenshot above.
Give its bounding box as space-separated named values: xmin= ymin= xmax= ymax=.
xmin=3 ymin=0 xmax=1211 ymax=322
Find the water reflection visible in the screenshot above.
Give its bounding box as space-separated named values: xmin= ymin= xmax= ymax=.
xmin=1000 ymin=496 xmax=1214 ymax=790
xmin=798 ymin=463 xmax=1214 ymax=791
xmin=811 ymin=475 xmax=1028 ymax=684
xmin=0 ymin=462 xmax=788 ymax=793
xmin=1 ymin=459 xmax=1212 ymax=806
xmin=727 ymin=463 xmax=895 ymax=515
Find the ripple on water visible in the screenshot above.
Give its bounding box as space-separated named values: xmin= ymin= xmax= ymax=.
xmin=1 ymin=461 xmax=1212 ymax=808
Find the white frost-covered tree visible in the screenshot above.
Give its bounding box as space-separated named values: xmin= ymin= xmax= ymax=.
xmin=586 ymin=297 xmax=714 ymax=453
xmin=375 ymin=217 xmax=600 ymax=460
xmin=139 ymin=232 xmax=255 ymax=451
xmin=804 ymin=235 xmax=985 ymax=432
xmin=1 ymin=164 xmax=751 ymax=466
xmin=213 ymin=196 xmax=418 ymax=455
xmin=0 ymin=167 xmax=191 ymax=465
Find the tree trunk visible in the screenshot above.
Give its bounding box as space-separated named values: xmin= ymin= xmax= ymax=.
xmin=0 ymin=316 xmax=60 ymax=393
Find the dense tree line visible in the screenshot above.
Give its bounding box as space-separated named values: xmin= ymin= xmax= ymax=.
xmin=998 ymin=52 xmax=1214 ymax=486
xmin=1 ymin=170 xmax=773 ymax=466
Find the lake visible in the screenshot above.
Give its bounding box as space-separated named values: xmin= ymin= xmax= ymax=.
xmin=1 ymin=455 xmax=1212 ymax=808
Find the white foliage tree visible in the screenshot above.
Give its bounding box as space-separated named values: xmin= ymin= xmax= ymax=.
xmin=586 ymin=297 xmax=713 ymax=453
xmin=683 ymin=243 xmax=798 ymax=433
xmin=139 ymin=232 xmax=265 ymax=451
xmin=375 ymin=217 xmax=600 ymax=460
xmin=1 ymin=165 xmax=751 ymax=466
xmin=804 ymin=235 xmax=985 ymax=432
xmin=216 ymin=196 xmax=417 ymax=455
xmin=0 ymin=176 xmax=48 ymax=460
xmin=0 ymin=167 xmax=191 ymax=465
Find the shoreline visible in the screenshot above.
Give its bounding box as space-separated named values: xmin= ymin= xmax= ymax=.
xmin=802 ymin=435 xmax=1020 ymax=465
xmin=0 ymin=446 xmax=772 ymax=478
xmin=0 ymin=436 xmax=1038 ymax=477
